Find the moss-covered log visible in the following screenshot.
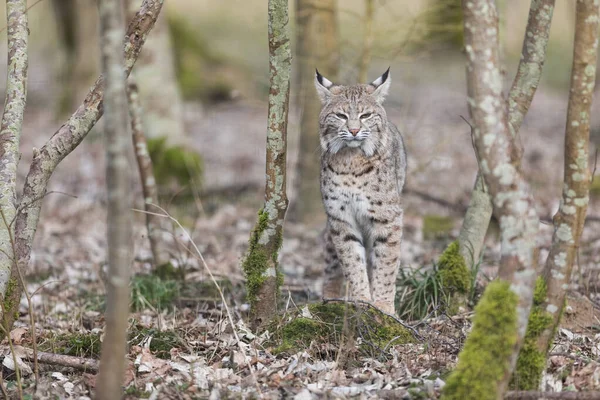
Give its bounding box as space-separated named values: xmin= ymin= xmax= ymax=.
xmin=242 ymin=0 xmax=291 ymax=329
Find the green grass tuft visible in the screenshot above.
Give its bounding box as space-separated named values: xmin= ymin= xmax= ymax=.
xmin=131 ymin=274 xmax=180 ymax=312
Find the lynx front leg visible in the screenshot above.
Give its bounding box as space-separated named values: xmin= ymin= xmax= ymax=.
xmin=322 ymin=227 xmax=343 ymax=298
xmin=328 ymin=220 xmax=371 ymax=302
xmin=369 ymin=217 xmax=403 ymax=314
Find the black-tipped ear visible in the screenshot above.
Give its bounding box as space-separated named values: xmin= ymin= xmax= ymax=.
xmin=315 ymin=68 xmax=334 ymax=104
xmin=370 ymin=67 xmax=391 ymax=103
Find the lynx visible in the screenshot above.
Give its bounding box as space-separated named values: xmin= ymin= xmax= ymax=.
xmin=316 ymin=68 xmax=406 ymax=314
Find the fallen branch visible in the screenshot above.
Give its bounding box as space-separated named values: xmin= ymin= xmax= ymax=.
xmin=3 ymin=346 xmax=99 ymax=372
xmin=505 ymin=391 xmax=600 ymax=400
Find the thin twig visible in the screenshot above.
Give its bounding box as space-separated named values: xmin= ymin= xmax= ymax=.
xmin=0 ymin=0 xmax=45 ymax=35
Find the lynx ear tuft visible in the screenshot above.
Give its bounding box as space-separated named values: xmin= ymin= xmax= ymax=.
xmin=370 ymin=67 xmax=391 ymax=103
xmin=315 ymin=69 xmax=334 ymax=104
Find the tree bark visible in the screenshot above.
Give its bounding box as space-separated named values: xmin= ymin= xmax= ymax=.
xmin=96 ymin=0 xmax=132 ymax=397
xmin=126 ymin=0 xmax=186 ymax=145
xmin=454 ymin=0 xmax=555 ymax=272
xmin=0 ymin=0 xmax=165 ymax=339
xmin=442 ymin=1 xmax=540 ymax=398
xmin=0 ymin=0 xmax=28 ymax=325
xmin=291 ymin=0 xmax=338 ymax=225
xmin=357 ymin=0 xmax=374 ymax=84
xmin=242 ymin=0 xmax=291 ymax=330
xmin=537 ymin=0 xmax=598 ymax=370
xmin=127 ymin=77 xmax=170 ymax=267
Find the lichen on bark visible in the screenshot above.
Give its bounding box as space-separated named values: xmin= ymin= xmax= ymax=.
xmin=242 ymin=0 xmax=291 ymax=329
xmin=0 ymin=0 xmax=28 ymax=310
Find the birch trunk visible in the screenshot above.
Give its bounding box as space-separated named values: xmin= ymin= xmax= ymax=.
xmin=127 ymin=78 xmax=170 ymax=267
xmin=536 ymin=0 xmax=598 ymax=382
xmin=126 ymin=0 xmax=186 ymax=145
xmin=292 ymin=0 xmax=338 ymax=225
xmin=0 ymin=0 xmax=164 ymax=339
xmin=454 ymin=0 xmax=555 ymax=272
xmin=96 ymin=0 xmax=132 ymax=396
xmin=442 ymin=1 xmax=540 ymax=398
xmin=242 ymin=0 xmax=291 ymax=329
xmin=0 ymin=0 xmax=28 ymax=325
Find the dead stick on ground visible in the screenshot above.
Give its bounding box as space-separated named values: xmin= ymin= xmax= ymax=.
xmin=2 ymin=346 xmax=99 ymax=372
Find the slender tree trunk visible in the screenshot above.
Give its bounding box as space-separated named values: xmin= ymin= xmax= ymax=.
xmin=514 ymin=0 xmax=599 ymax=390
xmin=96 ymin=0 xmax=132 ymax=397
xmin=452 ymin=0 xmax=555 ymax=273
xmin=442 ymin=1 xmax=540 ymax=398
xmin=0 ymin=0 xmax=28 ymax=325
xmin=127 ymin=78 xmax=170 ymax=267
xmin=126 ymin=0 xmax=186 ymax=145
xmin=0 ymin=0 xmax=165 ymax=339
xmin=291 ymin=0 xmax=338 ymax=225
xmin=357 ymin=0 xmax=374 ymax=83
xmin=242 ymin=0 xmax=291 ymax=330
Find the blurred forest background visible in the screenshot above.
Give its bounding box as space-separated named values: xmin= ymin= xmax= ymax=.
xmin=0 ymin=0 xmax=599 ymax=397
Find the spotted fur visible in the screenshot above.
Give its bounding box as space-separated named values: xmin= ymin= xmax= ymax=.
xmin=316 ymin=69 xmax=406 ymax=314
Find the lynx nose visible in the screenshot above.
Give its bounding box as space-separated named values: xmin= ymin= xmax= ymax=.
xmin=349 ymin=128 xmax=360 ymax=136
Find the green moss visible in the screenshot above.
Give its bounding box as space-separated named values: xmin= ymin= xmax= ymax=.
xmin=438 ymin=241 xmax=470 ymax=294
xmin=154 ymin=262 xmax=184 ymax=281
xmin=422 ymin=214 xmax=454 ymax=239
xmin=40 ymin=332 xmax=102 ymax=358
xmin=270 ymin=302 xmax=414 ymax=357
xmin=242 ymin=210 xmax=279 ymax=308
xmin=146 ymin=137 xmax=203 ymax=189
xmin=590 ymin=175 xmax=600 ymax=197
xmin=129 ymin=326 xmax=184 ymax=359
xmin=442 ymin=280 xmax=518 ymax=400
xmin=3 ymin=277 xmax=19 ymax=323
xmin=511 ymin=277 xmax=553 ymax=390
xmin=131 ymin=274 xmax=180 ymax=311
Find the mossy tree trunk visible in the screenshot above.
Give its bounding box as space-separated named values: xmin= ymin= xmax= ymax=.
xmin=96 ymin=0 xmax=132 ymax=396
xmin=126 ymin=0 xmax=186 ymax=146
xmin=513 ymin=0 xmax=599 ymax=390
xmin=0 ymin=0 xmax=165 ymax=340
xmin=442 ymin=1 xmax=540 ymax=398
xmin=441 ymin=0 xmax=556 ymax=313
xmin=242 ymin=0 xmax=291 ymax=330
xmin=0 ymin=0 xmax=28 ymax=328
xmin=291 ymin=0 xmax=338 ymax=225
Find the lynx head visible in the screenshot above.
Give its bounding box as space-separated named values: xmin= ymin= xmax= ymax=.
xmin=315 ymin=68 xmax=391 ymax=157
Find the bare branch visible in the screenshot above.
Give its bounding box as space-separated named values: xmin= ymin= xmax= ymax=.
xmin=127 ymin=77 xmax=170 ymax=267
xmin=3 ymin=346 xmax=99 ymax=372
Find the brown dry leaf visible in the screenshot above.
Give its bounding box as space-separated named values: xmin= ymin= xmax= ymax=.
xmin=9 ymin=327 xmax=28 ymax=345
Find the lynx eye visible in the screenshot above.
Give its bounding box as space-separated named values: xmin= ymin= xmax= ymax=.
xmin=360 ymin=113 xmax=372 ymax=119
xmin=335 ymin=113 xmax=348 ymax=120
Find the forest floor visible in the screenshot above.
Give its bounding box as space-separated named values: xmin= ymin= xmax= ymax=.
xmin=3 ymin=75 xmax=600 ymax=398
